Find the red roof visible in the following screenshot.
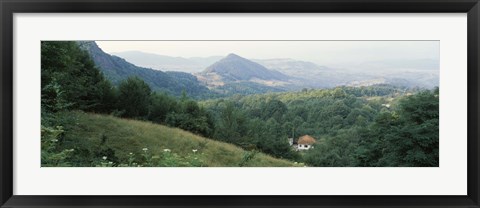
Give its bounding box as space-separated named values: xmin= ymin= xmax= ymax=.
xmin=298 ymin=135 xmax=316 ymax=145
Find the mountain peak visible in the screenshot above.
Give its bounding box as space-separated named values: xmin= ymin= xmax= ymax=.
xmin=201 ymin=53 xmax=290 ymax=82
xmin=225 ymin=53 xmax=242 ymax=59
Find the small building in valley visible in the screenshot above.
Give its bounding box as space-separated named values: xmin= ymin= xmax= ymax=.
xmin=297 ymin=135 xmax=316 ymax=150
xmin=288 ymin=135 xmax=316 ymax=151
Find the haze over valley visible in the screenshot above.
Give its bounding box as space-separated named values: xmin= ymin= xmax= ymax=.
xmin=97 ymin=41 xmax=439 ymax=97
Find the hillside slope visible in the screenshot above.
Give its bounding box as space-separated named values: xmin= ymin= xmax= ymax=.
xmin=55 ymin=111 xmax=299 ymax=167
xmin=77 ymin=41 xmax=213 ymax=98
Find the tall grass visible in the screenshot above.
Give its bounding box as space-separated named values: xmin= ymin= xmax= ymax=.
xmin=54 ymin=111 xmax=299 ymax=167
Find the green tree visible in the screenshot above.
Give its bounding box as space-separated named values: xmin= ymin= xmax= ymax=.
xmin=213 ymin=102 xmax=247 ymax=144
xmin=117 ymin=77 xmax=152 ymax=118
xmin=148 ymin=92 xmax=177 ymax=124
xmin=165 ymin=95 xmax=213 ymax=137
xmin=41 ymin=41 xmax=115 ymax=113
xmin=261 ymin=99 xmax=288 ymax=122
xmin=304 ymin=133 xmax=357 ymax=167
xmin=356 ymin=89 xmax=439 ymax=167
xmin=384 ymin=89 xmax=439 ymax=166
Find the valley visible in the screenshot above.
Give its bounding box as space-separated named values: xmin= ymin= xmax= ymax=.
xmin=41 ymin=41 xmax=439 ymax=167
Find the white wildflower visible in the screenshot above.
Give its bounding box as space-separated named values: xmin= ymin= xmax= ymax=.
xmin=192 ymin=149 xmax=198 ymax=153
xmin=108 ymin=161 xmax=113 ymax=165
xmin=142 ymin=148 xmax=148 ymax=152
xmin=163 ymin=149 xmax=171 ymax=152
xmin=102 ymin=156 xmax=107 ymax=160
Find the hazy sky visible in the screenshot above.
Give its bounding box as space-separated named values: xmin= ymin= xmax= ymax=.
xmin=96 ymin=41 xmax=439 ymax=67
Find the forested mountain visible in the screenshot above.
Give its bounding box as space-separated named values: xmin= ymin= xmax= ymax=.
xmin=112 ymin=51 xmax=222 ymax=73
xmin=198 ymin=53 xmax=291 ymax=83
xmin=108 ymin=48 xmax=439 ymax=94
xmin=78 ymin=41 xmax=213 ymax=98
xmin=195 ymin=53 xmax=439 ymax=93
xmin=195 ymin=53 xmax=296 ymax=95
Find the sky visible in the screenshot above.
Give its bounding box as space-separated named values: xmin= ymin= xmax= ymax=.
xmin=96 ymin=41 xmax=439 ymax=67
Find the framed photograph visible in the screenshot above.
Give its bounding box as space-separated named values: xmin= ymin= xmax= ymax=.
xmin=1 ymin=0 xmax=479 ymax=207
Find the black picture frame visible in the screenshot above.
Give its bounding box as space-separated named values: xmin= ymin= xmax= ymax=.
xmin=1 ymin=0 xmax=479 ymax=207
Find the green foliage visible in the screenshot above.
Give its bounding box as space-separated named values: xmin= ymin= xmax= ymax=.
xmin=202 ymin=85 xmax=437 ymax=167
xmin=117 ymin=76 xmax=152 ymax=118
xmin=41 ymin=125 xmax=75 ymax=167
xmin=214 ymin=81 xmax=285 ymax=96
xmin=380 ymin=89 xmax=438 ymax=166
xmin=260 ymin=99 xmax=288 ymax=121
xmin=41 ymin=111 xmax=299 ymax=167
xmin=239 ymin=150 xmax=258 ymax=167
xmin=41 ymin=78 xmax=74 ymax=112
xmin=354 ymin=89 xmax=439 ymax=167
xmin=213 ymin=101 xmax=248 ymax=144
xmin=304 ymin=132 xmax=358 ymax=167
xmin=148 ymin=92 xmax=177 ymax=123
xmin=207 ymin=100 xmax=299 ymax=161
xmin=164 ymin=98 xmax=214 ymax=137
xmin=41 ymin=41 xmax=116 ymax=113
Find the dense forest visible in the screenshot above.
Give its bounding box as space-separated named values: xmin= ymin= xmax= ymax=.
xmin=41 ymin=41 xmax=439 ymax=167
xmin=200 ymin=85 xmax=438 ymax=166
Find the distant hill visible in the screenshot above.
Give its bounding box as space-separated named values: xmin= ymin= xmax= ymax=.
xmin=203 ymin=56 xmax=371 ymax=89
xmin=195 ymin=54 xmax=296 ymax=94
xmin=56 ymin=111 xmax=299 ymax=167
xmin=254 ymin=58 xmax=331 ymax=78
xmin=112 ymin=51 xmax=222 ymax=73
xmin=256 ymin=58 xmax=439 ymax=89
xmin=77 ymin=41 xmax=213 ymax=98
xmin=80 ymin=41 xmax=439 ymax=98
xmin=338 ymin=59 xmax=440 ymax=88
xmin=201 ymin=53 xmax=290 ymax=82
xmin=254 ymin=58 xmax=345 ymax=88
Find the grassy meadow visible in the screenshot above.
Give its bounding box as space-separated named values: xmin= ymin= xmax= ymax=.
xmin=42 ymin=111 xmax=301 ymax=167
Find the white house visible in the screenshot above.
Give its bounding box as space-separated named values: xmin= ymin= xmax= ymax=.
xmin=288 ymin=135 xmax=316 ymax=151
xmin=297 ymin=135 xmax=316 ymax=150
